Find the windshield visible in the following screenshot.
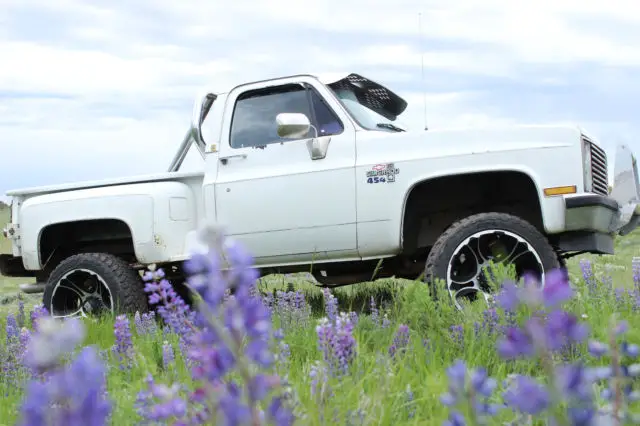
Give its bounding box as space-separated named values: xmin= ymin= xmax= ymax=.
xmin=331 ymin=88 xmax=407 ymax=132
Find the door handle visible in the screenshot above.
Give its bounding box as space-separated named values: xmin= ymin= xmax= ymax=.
xmin=219 ymin=154 xmax=247 ymax=165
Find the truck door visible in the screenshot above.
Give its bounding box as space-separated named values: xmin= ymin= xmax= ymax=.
xmin=213 ymin=77 xmax=358 ymax=265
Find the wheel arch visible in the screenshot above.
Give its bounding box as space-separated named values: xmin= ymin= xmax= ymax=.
xmin=400 ymin=167 xmax=545 ymax=254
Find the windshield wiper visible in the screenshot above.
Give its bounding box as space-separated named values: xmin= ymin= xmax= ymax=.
xmin=376 ymin=123 xmax=405 ymax=132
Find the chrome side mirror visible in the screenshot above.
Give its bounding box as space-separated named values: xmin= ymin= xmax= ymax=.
xmin=307 ymin=137 xmax=330 ymax=160
xmin=276 ymin=113 xmax=311 ymax=139
xmin=275 ymin=113 xmax=330 ymax=160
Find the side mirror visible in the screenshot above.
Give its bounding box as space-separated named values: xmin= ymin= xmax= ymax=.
xmin=190 ymin=92 xmax=217 ymax=145
xmin=276 ymin=113 xmax=311 ymax=139
xmin=275 ymin=112 xmax=330 ymax=160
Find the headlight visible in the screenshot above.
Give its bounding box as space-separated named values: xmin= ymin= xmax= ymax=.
xmin=582 ymin=137 xmax=593 ymax=192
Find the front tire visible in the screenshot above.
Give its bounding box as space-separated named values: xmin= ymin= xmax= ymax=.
xmin=423 ymin=212 xmax=560 ymax=310
xmin=43 ymin=253 xmax=149 ymax=318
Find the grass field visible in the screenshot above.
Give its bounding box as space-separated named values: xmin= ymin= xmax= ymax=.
xmin=1 ymin=206 xmax=640 ymax=425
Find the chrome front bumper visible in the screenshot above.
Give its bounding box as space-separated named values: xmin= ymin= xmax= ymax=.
xmin=564 ymin=144 xmax=640 ymax=236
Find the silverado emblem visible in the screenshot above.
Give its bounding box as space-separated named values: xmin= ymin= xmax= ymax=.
xmin=366 ymin=163 xmax=400 ymax=183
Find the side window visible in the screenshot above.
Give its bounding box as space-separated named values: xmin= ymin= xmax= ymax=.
xmin=309 ymin=90 xmax=344 ymax=137
xmin=230 ymin=84 xmax=312 ymax=149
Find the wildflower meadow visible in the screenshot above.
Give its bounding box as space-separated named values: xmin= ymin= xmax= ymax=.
xmin=1 ymin=221 xmax=640 ymax=425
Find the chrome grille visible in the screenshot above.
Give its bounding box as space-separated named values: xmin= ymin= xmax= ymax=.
xmin=583 ymin=136 xmax=609 ymax=195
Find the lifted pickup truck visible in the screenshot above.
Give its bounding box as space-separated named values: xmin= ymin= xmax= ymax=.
xmin=2 ymin=72 xmax=640 ymax=316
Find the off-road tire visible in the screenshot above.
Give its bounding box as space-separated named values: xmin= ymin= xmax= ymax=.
xmin=423 ymin=212 xmax=560 ymax=303
xmin=43 ymin=252 xmax=148 ymax=316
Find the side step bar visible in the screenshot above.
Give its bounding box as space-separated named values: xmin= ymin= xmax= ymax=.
xmin=19 ymin=283 xmax=45 ymax=294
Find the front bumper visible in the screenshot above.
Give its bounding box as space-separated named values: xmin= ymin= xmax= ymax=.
xmin=564 ymin=144 xmax=640 ymax=237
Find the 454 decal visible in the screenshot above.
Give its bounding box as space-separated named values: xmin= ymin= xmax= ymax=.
xmin=366 ymin=163 xmax=400 ymax=184
xmin=367 ymin=176 xmax=386 ymax=184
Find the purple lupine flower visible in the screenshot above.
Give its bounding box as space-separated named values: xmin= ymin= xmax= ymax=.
xmin=18 ymin=317 xmax=110 ymax=425
xmin=267 ymin=396 xmax=296 ymax=426
xmin=162 ymin=341 xmax=175 ymax=369
xmin=143 ymin=225 xmax=295 ymax=425
xmin=496 ymin=280 xmax=521 ymax=311
xmin=323 ymin=288 xmax=338 ymax=323
xmin=2 ymin=316 xmax=30 ymax=386
xmin=29 ymin=304 xmax=48 ymax=331
xmin=585 ymin=320 xmax=640 ymax=422
xmin=423 ymin=338 xmax=432 ymax=354
xmin=381 ymin=315 xmax=391 ymax=329
xmin=134 ymin=311 xmax=158 ymax=336
xmin=142 ymin=312 xmax=158 ymax=335
xmin=309 ymin=361 xmax=329 ymax=400
xmin=135 ymin=374 xmax=187 ymax=424
xmin=19 ymin=345 xmax=111 ymax=426
xmin=405 ymin=385 xmax=416 ymax=419
xmin=450 ymin=325 xmax=464 ymax=348
xmin=348 ymin=311 xmax=359 ymax=326
xmin=23 ymin=317 xmax=85 ymax=373
xmin=440 ymin=360 xmax=502 ymax=424
xmin=602 ymin=265 xmax=614 ymax=291
xmin=580 ymin=258 xmax=597 ymax=295
xmin=272 ymin=290 xmax=312 ymax=331
xmin=370 ymin=296 xmax=379 ymax=326
xmin=263 ymin=293 xmax=275 ymax=315
xmin=134 ymin=311 xmax=145 ymax=335
xmin=316 ymin=312 xmax=357 ymax=377
xmin=614 ymin=288 xmax=626 ymax=307
xmin=493 ymin=270 xmax=607 ymax=424
xmin=6 ymin=313 xmax=18 ymax=343
xmin=554 ymin=363 xmax=597 ymax=423
xmin=17 ymin=298 xmax=25 ymax=328
xmin=112 ymin=314 xmax=134 ymax=368
xmin=503 ymin=375 xmax=550 ymax=415
xmin=541 ymin=310 xmax=589 ymax=351
xmin=143 ymin=268 xmax=194 ymax=337
xmin=500 ymin=269 xmax=573 ymax=311
xmin=475 ymin=308 xmax=499 ymax=338
xmin=540 ymin=269 xmax=573 ymax=308
xmin=497 ymin=326 xmax=535 ymax=359
xmin=388 ymin=324 xmax=410 ymax=359
xmin=498 ymin=311 xmax=588 ymax=358
xmin=443 ymin=412 xmax=466 ymax=426
xmin=272 ymin=329 xmax=291 ymax=374
xmin=633 ymin=257 xmax=640 ymax=294
xmin=482 ymin=308 xmax=499 ymax=335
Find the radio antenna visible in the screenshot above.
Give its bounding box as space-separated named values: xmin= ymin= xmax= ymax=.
xmin=418 ymin=12 xmax=428 ymax=131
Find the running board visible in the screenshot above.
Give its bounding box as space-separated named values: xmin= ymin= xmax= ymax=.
xmin=19 ymin=283 xmax=45 ymax=294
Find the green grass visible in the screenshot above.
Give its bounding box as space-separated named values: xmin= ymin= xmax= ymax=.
xmin=1 ymin=208 xmax=640 ymax=424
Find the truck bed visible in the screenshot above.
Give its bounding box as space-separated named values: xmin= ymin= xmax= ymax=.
xmin=6 ymin=171 xmax=205 ymax=197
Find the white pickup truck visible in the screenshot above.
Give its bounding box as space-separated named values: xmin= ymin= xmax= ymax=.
xmin=2 ymin=72 xmax=640 ymax=316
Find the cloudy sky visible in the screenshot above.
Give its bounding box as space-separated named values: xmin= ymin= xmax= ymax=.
xmin=1 ymin=0 xmax=639 ymax=200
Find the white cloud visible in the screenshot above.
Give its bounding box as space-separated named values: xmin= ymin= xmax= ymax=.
xmin=0 ymin=0 xmax=639 ymax=199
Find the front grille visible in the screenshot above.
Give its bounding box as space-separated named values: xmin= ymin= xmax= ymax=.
xmin=583 ymin=136 xmax=609 ymax=195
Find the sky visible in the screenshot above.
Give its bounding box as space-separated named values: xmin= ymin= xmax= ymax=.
xmin=1 ymin=0 xmax=639 ymax=200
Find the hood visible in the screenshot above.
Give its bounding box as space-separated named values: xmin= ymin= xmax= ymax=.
xmin=355 ymin=124 xmax=583 ymax=161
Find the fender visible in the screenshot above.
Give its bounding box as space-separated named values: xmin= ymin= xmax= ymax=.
xmin=19 ymin=181 xmax=197 ymax=270
xmin=397 ymin=163 xmax=565 ymax=247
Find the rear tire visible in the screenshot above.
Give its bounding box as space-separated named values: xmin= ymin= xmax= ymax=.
xmin=423 ymin=212 xmax=560 ymax=310
xmin=43 ymin=253 xmax=148 ymax=318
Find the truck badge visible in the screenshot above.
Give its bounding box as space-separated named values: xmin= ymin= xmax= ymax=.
xmin=366 ymin=163 xmax=399 ymax=184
